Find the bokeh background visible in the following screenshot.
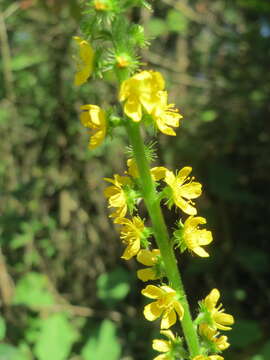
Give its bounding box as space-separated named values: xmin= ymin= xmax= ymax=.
xmin=0 ymin=0 xmax=269 ymax=359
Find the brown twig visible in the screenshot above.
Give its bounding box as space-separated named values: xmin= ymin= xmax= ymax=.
xmin=0 ymin=11 xmax=15 ymax=101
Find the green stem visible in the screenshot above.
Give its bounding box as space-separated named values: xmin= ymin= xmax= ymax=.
xmin=125 ymin=120 xmax=200 ymax=358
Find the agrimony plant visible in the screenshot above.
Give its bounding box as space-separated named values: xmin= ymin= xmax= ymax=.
xmin=73 ymin=1 xmax=234 ymax=359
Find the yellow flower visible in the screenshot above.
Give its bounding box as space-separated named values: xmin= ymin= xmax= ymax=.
xmin=114 ymin=216 xmax=146 ymax=260
xmin=80 ymin=105 xmax=107 ymax=149
xmin=142 ymin=285 xmax=184 ymax=329
xmin=164 ymin=167 xmax=202 ymax=215
xmin=175 ymin=216 xmax=213 ymax=257
xmin=137 ymin=249 xmax=162 ymax=281
xmin=119 ymin=70 xmax=165 ymax=122
xmin=199 ymin=324 xmax=230 ymax=352
xmin=94 ymin=0 xmax=108 ymax=10
xmin=150 ymin=91 xmax=182 ymax=136
xmin=104 ymin=175 xmax=131 ymax=218
xmin=202 ymin=289 xmax=234 ymax=331
xmin=153 ymin=330 xmax=181 ymax=360
xmin=192 ymin=356 xmax=224 ymax=360
xmin=73 ymin=36 xmax=94 ymax=86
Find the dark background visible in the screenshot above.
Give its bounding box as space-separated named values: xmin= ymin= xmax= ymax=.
xmin=0 ymin=0 xmax=269 ymax=359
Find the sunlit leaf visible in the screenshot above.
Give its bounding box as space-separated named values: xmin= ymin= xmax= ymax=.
xmin=81 ymin=320 xmax=121 ymax=360
xmin=34 ymin=313 xmax=77 ymax=360
xmin=12 ymin=272 xmax=54 ymax=307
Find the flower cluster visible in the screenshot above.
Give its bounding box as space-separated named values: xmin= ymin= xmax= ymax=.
xmin=196 ymin=289 xmax=234 ymax=356
xmin=73 ymin=2 xmax=234 ymax=359
xmin=119 ymin=70 xmax=183 ymax=135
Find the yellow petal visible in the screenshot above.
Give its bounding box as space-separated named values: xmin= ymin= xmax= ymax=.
xmin=179 ymin=182 xmax=202 ymax=199
xmin=174 ymin=197 xmax=197 ymax=216
xmin=184 ymin=216 xmax=206 ymax=231
xmin=124 ymin=97 xmax=142 ymax=122
xmin=156 ymin=119 xmax=177 ymax=136
xmin=140 ymin=92 xmax=159 ymax=114
xmin=73 ymin=37 xmax=94 ymax=86
xmin=137 ymin=249 xmax=159 ymax=266
xmin=143 ymin=302 xmax=163 ymax=321
xmin=205 ymin=288 xmax=220 ymax=310
xmin=119 ymin=78 xmax=130 ymax=101
xmin=89 ymin=129 xmax=105 ymax=149
xmin=80 ymin=111 xmax=91 ymax=127
xmin=192 ymin=246 xmax=209 ymax=258
xmin=199 ymin=323 xmax=216 ymax=339
xmin=127 ymin=158 xmax=139 ymax=178
xmin=152 ymin=339 xmax=170 ymax=353
xmin=173 ymin=301 xmax=184 ymax=320
xmin=137 ymin=268 xmax=157 ymax=282
xmin=164 ymin=170 xmax=176 ymax=187
xmin=151 ymin=167 xmax=168 ymax=181
xmin=153 ymin=354 xmax=170 ymax=360
xmin=161 ymin=309 xmax=176 ymax=329
xmin=214 ymin=313 xmax=234 ymax=331
xmin=142 ymin=285 xmax=163 ymax=299
xmin=176 ymin=167 xmax=192 ymax=184
xmin=197 ymin=229 xmax=213 ymax=246
xmin=209 ymin=356 xmax=224 ymax=360
xmin=160 ymin=329 xmax=176 ymax=341
xmin=151 ymin=71 xmax=165 ymax=91
xmin=121 ymin=239 xmax=140 ymax=260
xmin=215 ymin=335 xmax=230 ymax=351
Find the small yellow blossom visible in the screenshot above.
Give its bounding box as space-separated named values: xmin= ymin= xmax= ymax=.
xmin=202 ymin=289 xmax=234 ymax=331
xmin=142 ymin=285 xmax=184 ymax=329
xmin=104 ymin=175 xmax=131 ymax=218
xmin=150 ymin=91 xmax=182 ymax=136
xmin=164 ymin=167 xmax=202 ymax=215
xmin=175 ymin=216 xmax=213 ymax=257
xmin=116 ymin=55 xmax=130 ymax=68
xmin=199 ymin=324 xmax=230 ymax=352
xmin=114 ymin=216 xmax=145 ymax=260
xmin=73 ymin=36 xmax=94 ymax=86
xmin=94 ymin=0 xmax=108 ymax=10
xmin=119 ymin=70 xmax=165 ymax=122
xmin=137 ymin=249 xmax=161 ymax=281
xmin=192 ymin=355 xmax=224 ymax=360
xmin=153 ymin=330 xmax=181 ymax=360
xmin=80 ymin=104 xmax=106 ymax=149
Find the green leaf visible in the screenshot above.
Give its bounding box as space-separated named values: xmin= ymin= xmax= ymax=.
xmin=34 ymin=313 xmax=77 ymax=360
xmin=10 ymin=233 xmax=33 ymax=250
xmin=146 ymin=18 xmax=168 ymax=37
xmin=97 ymin=267 xmax=130 ymax=305
xmin=0 ymin=344 xmax=29 ymax=360
xmin=0 ymin=316 xmax=6 ymax=340
xmin=262 ymin=341 xmax=270 ymax=357
xmin=82 ymin=320 xmax=121 ymax=360
xmin=12 ymin=272 xmax=54 ymax=307
xmin=201 ymin=110 xmax=217 ymax=122
xmin=230 ymin=319 xmax=262 ymax=348
xmin=11 ymin=54 xmax=44 ymax=71
xmin=166 ymin=9 xmax=188 ymax=34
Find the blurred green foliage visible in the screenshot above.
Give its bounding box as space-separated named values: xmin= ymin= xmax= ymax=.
xmin=0 ymin=0 xmax=269 ymax=359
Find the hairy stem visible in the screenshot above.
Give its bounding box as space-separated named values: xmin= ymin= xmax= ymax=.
xmin=125 ymin=120 xmax=200 ymax=357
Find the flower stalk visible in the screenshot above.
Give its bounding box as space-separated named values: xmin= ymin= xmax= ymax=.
xmin=125 ymin=119 xmax=200 ymax=357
